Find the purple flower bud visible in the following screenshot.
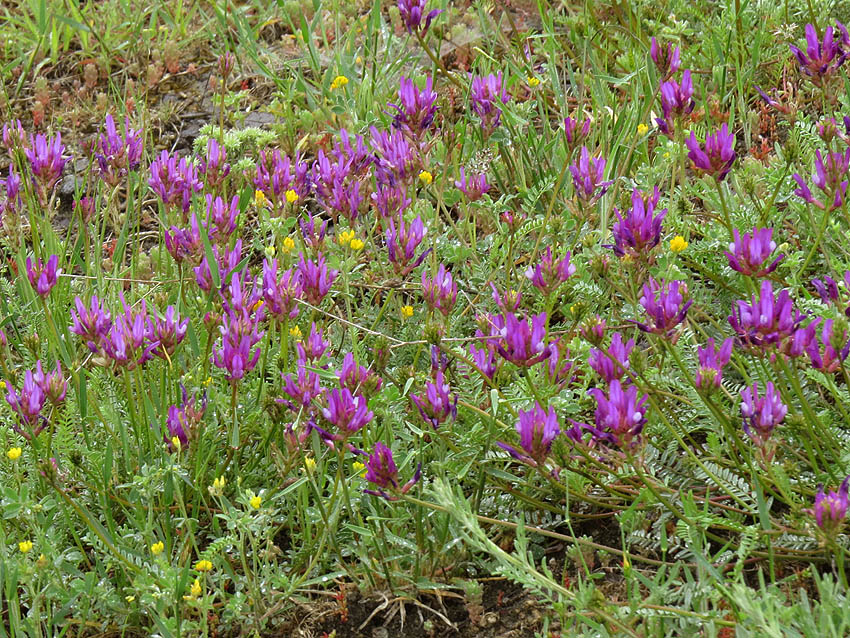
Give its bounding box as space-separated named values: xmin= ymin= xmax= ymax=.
xmin=300 ymin=213 xmax=329 ymax=250
xmin=789 ymin=22 xmax=850 ymax=84
xmin=362 ymin=441 xmax=422 ymax=500
xmin=569 ymin=146 xmax=612 ymax=204
xmin=148 ymin=149 xmax=203 ymax=215
xmin=390 ymin=76 xmax=438 ymax=136
xmin=205 ymin=193 xmax=240 ymax=242
xmin=695 ymin=337 xmax=733 ymax=391
xmin=807 ymin=477 xmax=850 ymax=535
xmin=812 ymin=275 xmax=840 ymax=304
xmin=634 ymin=278 xmax=692 ymax=338
xmin=199 ymin=138 xmax=231 ymax=189
xmin=740 ymin=381 xmax=786 ymax=447
xmin=489 ymin=283 xmax=522 ymax=312
xmin=371 ymin=127 xmax=417 ymax=187
xmin=725 ymin=227 xmax=784 ymax=277
xmin=212 ymin=305 xmax=264 ymax=383
xmin=580 ymin=314 xmax=607 ymax=345
xmin=25 ymin=255 xmax=61 ymax=297
xmin=296 ymin=322 xmax=329 ymax=362
xmin=218 ymin=51 xmax=235 ymax=79
xmin=650 ymin=37 xmax=681 ymax=79
xmin=793 ymin=149 xmax=850 ymax=211
xmin=2 ymin=119 xmax=25 ymax=150
xmin=398 ymin=0 xmax=442 ymax=35
xmin=685 ymin=123 xmax=736 ymax=182
xmin=659 ymin=70 xmax=694 ymax=128
xmin=386 ymin=215 xmax=428 ymax=275
xmin=806 ymin=318 xmax=850 ymax=372
xmin=525 ymin=247 xmax=575 ymax=295
xmin=546 ymin=338 xmax=574 ymax=389
xmin=564 ymin=116 xmax=591 ymax=152
xmin=338 ymin=352 xmax=383 ymax=398
xmin=372 ymin=183 xmax=411 ymax=219
xmin=5 ymin=364 xmax=48 ymax=437
xmin=411 ymin=370 xmax=457 ymax=429
xmin=95 ymin=114 xmax=142 ymax=186
xmin=148 ymin=306 xmax=189 ymax=358
xmin=589 ymin=332 xmax=634 ymax=385
xmin=25 ymin=133 xmax=68 ymax=204
xmin=421 ymin=264 xmax=458 ymax=316
xmin=281 ymin=361 xmax=323 ymax=407
xmin=454 ymin=167 xmax=490 ymax=201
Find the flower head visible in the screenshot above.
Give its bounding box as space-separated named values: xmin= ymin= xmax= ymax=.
xmin=789 ymin=22 xmax=850 ymax=85
xmin=725 ymin=227 xmax=785 ymax=277
xmin=411 ymin=370 xmax=457 ymax=429
xmin=361 ymin=441 xmax=422 ymax=500
xmin=610 ymin=187 xmax=666 ymax=259
xmin=321 ymin=388 xmax=374 ymax=437
xmin=454 ymin=167 xmax=490 ymax=202
xmin=685 ymin=123 xmax=736 ymax=182
xmin=25 ymin=133 xmax=68 ymax=204
xmin=471 ymin=72 xmax=510 ymax=135
xmin=728 ymin=280 xmax=804 ymax=351
xmin=740 ymin=381 xmax=787 ymax=447
xmin=95 ymin=114 xmax=142 ymax=186
xmin=793 ymin=149 xmax=850 ymax=211
xmin=525 ymin=247 xmax=576 ymax=295
xmin=634 ymin=278 xmax=692 ymax=339
xmin=650 ymin=37 xmax=681 ymax=79
xmin=695 ymin=337 xmax=734 ymax=391
xmin=297 ymin=253 xmax=338 ymax=306
xmin=587 ymin=379 xmax=648 ymax=449
xmin=497 ymin=402 xmax=560 ymax=466
xmin=569 ymin=146 xmax=612 ymax=203
xmin=398 ymin=0 xmax=442 ymax=35
xmin=70 ymin=296 xmax=112 ymax=354
xmin=589 ymin=332 xmax=634 ymax=385
xmin=390 ymin=76 xmax=438 ymax=137
xmin=421 ymin=264 xmax=458 ymax=316
xmin=494 ymin=312 xmax=550 ymax=367
xmin=807 ymin=477 xmax=850 ymax=536
xmin=26 ymin=255 xmax=61 ymax=297
xmin=386 ymin=215 xmax=428 ymax=275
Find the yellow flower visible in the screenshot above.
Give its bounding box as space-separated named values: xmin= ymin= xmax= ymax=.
xmin=214 ymin=476 xmax=226 ymax=490
xmin=7 ymin=447 xmax=22 ymax=461
xmin=527 ymin=76 xmax=540 ymax=87
xmin=190 ymin=578 xmax=202 ymax=597
xmin=253 ymin=299 xmax=265 ymax=312
xmin=289 ymin=325 xmax=302 ymax=340
xmin=353 ymin=461 xmax=367 ymax=478
xmin=663 ymin=151 xmax=670 ymax=159
xmin=282 ymin=237 xmax=295 ymax=253
xmin=125 ymin=595 xmax=135 ymax=603
xmin=250 ymin=495 xmax=262 ymax=509
xmin=350 ymin=238 xmax=364 ymax=251
xmin=304 ymin=457 xmax=317 ymax=473
xmin=0 ymin=380 xmax=6 ymax=390
xmin=195 ymin=559 xmax=213 ymax=572
xmin=338 ymin=229 xmax=355 ymax=246
xmin=669 ymin=236 xmax=688 ymax=253
xmin=330 ymin=75 xmax=349 ymax=90
xmin=151 ymin=541 xmax=164 ymax=555
xmin=36 ymin=553 xmax=47 ymax=568
xmin=637 ymin=123 xmax=649 ymax=136
xmin=254 ymin=190 xmax=267 ymax=208
xmin=203 ymin=377 xmax=213 ymax=387
xmin=19 ymin=540 xmax=33 ymax=554
xmin=418 ymin=170 xmax=433 ymax=185
xmin=285 ymin=189 xmax=299 ymax=204
xmin=401 ymin=305 xmax=414 ymax=319
xmin=264 ymin=245 xmax=276 ymax=258
xmin=171 ymin=436 xmax=182 ymax=451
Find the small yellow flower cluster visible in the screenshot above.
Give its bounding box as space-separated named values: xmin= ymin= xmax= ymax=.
xmin=264 ymin=245 xmax=276 ymax=258
xmin=285 ymin=189 xmax=299 ymax=204
xmin=669 ymin=236 xmax=688 ymax=253
xmin=527 ymin=76 xmax=541 ymax=87
xmin=151 ymin=541 xmax=165 ymax=555
xmin=419 ymin=170 xmax=433 ymax=185
xmin=7 ymin=447 xmax=22 ymax=460
xmin=289 ymin=325 xmax=302 ymax=340
xmin=330 ymin=75 xmax=349 ymax=90
xmin=254 ymin=190 xmax=267 ymax=208
xmin=282 ymin=237 xmax=296 ymax=253
xmin=637 ymin=123 xmax=649 ymax=136
xmin=195 ymin=559 xmax=213 ymax=572
xmin=171 ymin=436 xmax=182 ymax=451
xmin=339 ymin=230 xmax=355 ymax=246
xmin=249 ymin=494 xmax=262 ymax=509
xmin=352 ymin=461 xmax=367 ymax=478
xmin=304 ymin=457 xmax=317 ymax=473
xmin=401 ymin=305 xmax=414 ymax=319
xmin=19 ymin=540 xmax=33 ymax=554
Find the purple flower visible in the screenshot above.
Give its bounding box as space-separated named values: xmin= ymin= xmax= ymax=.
xmin=569 ymin=146 xmax=612 ymax=204
xmin=725 ymin=227 xmax=785 ymax=277
xmin=205 ymin=194 xmax=240 ymax=242
xmin=656 ymin=70 xmax=694 ymax=135
xmin=386 ymin=215 xmax=428 ymax=275
xmin=322 ymin=388 xmax=374 ymax=436
xmin=362 ymin=442 xmax=422 ymax=500
xmin=281 ymin=361 xmax=324 ymax=407
xmin=398 ymin=0 xmax=442 ymax=35
xmin=634 ymin=278 xmax=692 ymax=338
xmin=546 ymin=338 xmax=574 ymax=389
xmin=610 ymin=187 xmax=667 ymax=259
xmin=338 ymin=352 xmax=383 ymax=398
xmin=390 ymin=76 xmax=438 ymax=136
xmin=95 ymin=114 xmax=142 ymax=186
xmin=296 ymin=323 xmax=329 ymax=362
xmin=297 ymin=252 xmax=338 ymax=306
xmin=199 ymin=138 xmax=230 ymax=189
xmin=728 ymin=280 xmax=804 ymax=350
xmin=255 ymin=149 xmax=299 ymax=211
xmin=1 ymin=166 xmax=22 ymax=217
xmin=164 ymin=389 xmax=205 ymax=450
xmin=194 ymin=240 xmax=243 ymax=294
xmin=411 ymin=370 xmax=457 ymax=429
xmin=147 ymin=306 xmax=189 ymax=358
xmin=164 ymin=213 xmax=204 ymax=264
xmin=812 ymin=275 xmax=840 ymax=304
xmin=805 ymin=318 xmax=850 ymax=373
xmin=650 ymin=37 xmax=681 ymax=80
xmin=793 ymin=149 xmax=850 ymax=211
xmin=300 ymin=213 xmax=329 ymax=250
xmin=695 ymin=337 xmax=734 ymax=391
xmin=525 ymin=247 xmax=575 ymax=295
xmin=421 ymin=264 xmax=457 ymax=316
xmin=25 ymin=133 xmax=68 ymax=204
xmin=494 ymin=312 xmax=550 ymax=367
xmin=148 ymin=149 xmax=203 ymax=215
xmin=454 ymin=167 xmax=490 ymax=201
xmin=740 ymin=381 xmax=787 ymax=447
xmin=489 ymin=283 xmax=521 ymax=312
xmin=587 ymin=379 xmax=648 ymax=449
xmin=789 ymin=22 xmax=850 ymax=84
xmin=497 ymin=402 xmax=560 ymax=466
xmin=372 ymin=183 xmax=412 ymax=219
xmin=39 ymin=360 xmax=67 ymax=406
xmin=589 ymin=332 xmax=634 ymax=385
xmin=685 ymin=123 xmax=736 ymax=182
xmin=370 ymin=126 xmax=416 ymax=187
xmin=2 ymin=119 xmax=25 ymax=150
xmin=471 ymin=72 xmax=510 ymax=134
xmin=70 ymin=296 xmax=112 ymax=353
xmin=262 ymin=258 xmax=302 ymax=321
xmin=807 ymin=477 xmax=850 ymax=535
xmin=5 ymin=365 xmax=48 ymax=438
xmin=212 ymin=305 xmax=264 ymax=382
xmin=104 ymin=295 xmax=158 ymax=370
xmin=26 ymin=255 xmax=61 ymax=297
